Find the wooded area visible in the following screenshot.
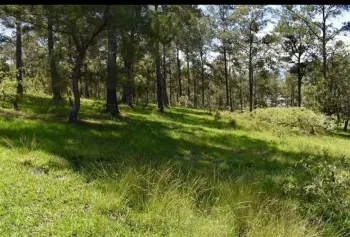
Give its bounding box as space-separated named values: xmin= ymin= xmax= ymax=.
xmin=1 ymin=5 xmax=350 ymax=236
xmin=0 ymin=5 xmax=349 ymax=124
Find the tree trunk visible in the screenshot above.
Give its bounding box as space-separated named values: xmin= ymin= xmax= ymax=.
xmin=48 ymin=8 xmax=61 ymax=100
xmin=176 ymin=46 xmax=182 ymax=96
xmin=69 ymin=54 xmax=83 ymax=123
xmin=193 ymin=65 xmax=197 ymax=108
xmin=122 ymin=59 xmax=133 ymax=107
xmin=186 ymin=48 xmax=190 ymax=102
xmin=16 ymin=20 xmax=23 ymax=94
xmin=200 ymin=48 xmax=205 ymax=107
xmin=85 ymin=65 xmax=90 ymax=98
xmin=249 ymin=39 xmax=254 ymax=112
xmin=155 ymin=5 xmax=164 ymax=112
xmin=162 ymin=45 xmax=169 ymax=107
xmin=169 ymin=64 xmax=172 ymax=106
xmin=146 ymin=72 xmax=149 ymax=105
xmin=322 ymin=6 xmax=327 ymax=82
xmin=297 ymin=59 xmax=302 ymax=107
xmin=106 ymin=18 xmax=120 ymax=116
xmin=344 ymin=120 xmax=348 ymax=132
xmin=224 ymin=46 xmax=229 ymax=107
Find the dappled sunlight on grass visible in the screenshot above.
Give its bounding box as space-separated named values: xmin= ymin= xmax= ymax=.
xmin=0 ymin=94 xmax=349 ymax=235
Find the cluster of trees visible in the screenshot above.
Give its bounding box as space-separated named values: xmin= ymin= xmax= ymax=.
xmin=0 ymin=5 xmax=349 ymax=126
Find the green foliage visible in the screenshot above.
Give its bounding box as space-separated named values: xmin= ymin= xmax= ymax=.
xmin=283 ymin=155 xmax=350 ymax=233
xmin=0 ymin=68 xmax=17 ymax=99
xmin=249 ymin=107 xmax=332 ymax=135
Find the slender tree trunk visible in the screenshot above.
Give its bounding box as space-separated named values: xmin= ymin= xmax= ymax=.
xmin=200 ymin=49 xmax=205 ymax=107
xmin=48 ymin=8 xmax=61 ymax=100
xmin=249 ymin=38 xmax=254 ymax=112
xmin=84 ymin=63 xmax=90 ymax=98
xmin=224 ymin=46 xmax=229 ymax=107
xmin=169 ymin=64 xmax=172 ymax=106
xmin=16 ymin=20 xmax=23 ymax=94
xmin=193 ymin=65 xmax=197 ymax=108
xmin=79 ymin=74 xmax=83 ymax=96
xmin=344 ymin=120 xmax=348 ymax=132
xmin=145 ymin=74 xmax=149 ymax=105
xmin=176 ymin=46 xmax=182 ymax=96
xmin=86 ymin=71 xmax=90 ymax=98
xmin=322 ymin=6 xmax=327 ymax=82
xmin=106 ymin=17 xmax=120 ymax=116
xmin=122 ymin=59 xmax=133 ymax=107
xmin=240 ymin=87 xmax=243 ymax=112
xmin=69 ymin=53 xmax=83 ymax=123
xmin=155 ymin=5 xmax=164 ymax=112
xmin=186 ymin=48 xmax=190 ymax=102
xmin=297 ymin=59 xmax=302 ymax=107
xmin=162 ymin=45 xmax=169 ymax=107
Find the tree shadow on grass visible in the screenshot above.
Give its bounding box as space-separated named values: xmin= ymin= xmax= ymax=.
xmin=0 ymin=107 xmax=329 ymax=201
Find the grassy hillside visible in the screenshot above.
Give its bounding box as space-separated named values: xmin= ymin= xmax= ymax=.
xmin=0 ymin=94 xmax=349 ymax=236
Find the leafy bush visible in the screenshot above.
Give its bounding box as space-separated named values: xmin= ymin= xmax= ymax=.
xmin=249 ymin=107 xmax=332 ymax=135
xmin=283 ymin=156 xmax=350 ymax=232
xmin=0 ymin=69 xmax=17 ymax=100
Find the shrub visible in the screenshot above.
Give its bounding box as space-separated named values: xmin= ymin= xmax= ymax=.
xmin=283 ymin=156 xmax=350 ymax=231
xmin=250 ymin=107 xmax=332 ymax=135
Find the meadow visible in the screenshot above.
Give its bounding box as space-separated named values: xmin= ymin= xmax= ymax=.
xmin=0 ymin=94 xmax=349 ymax=236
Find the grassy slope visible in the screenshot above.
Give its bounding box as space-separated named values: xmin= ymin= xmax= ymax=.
xmin=0 ymin=94 xmax=349 ymax=236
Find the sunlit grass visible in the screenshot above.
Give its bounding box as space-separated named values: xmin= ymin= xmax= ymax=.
xmin=0 ymin=94 xmax=348 ymax=236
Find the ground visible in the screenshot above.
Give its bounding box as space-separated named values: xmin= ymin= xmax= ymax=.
xmin=0 ymin=94 xmax=349 ymax=236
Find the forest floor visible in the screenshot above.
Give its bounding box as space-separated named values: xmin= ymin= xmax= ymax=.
xmin=0 ymin=94 xmax=349 ymax=236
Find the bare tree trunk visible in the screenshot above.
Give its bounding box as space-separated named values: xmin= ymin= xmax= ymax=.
xmin=224 ymin=46 xmax=229 ymax=107
xmin=146 ymin=73 xmax=149 ymax=105
xmin=48 ymin=7 xmax=61 ymax=100
xmin=297 ymin=59 xmax=302 ymax=107
xmin=249 ymin=36 xmax=254 ymax=112
xmin=176 ymin=46 xmax=182 ymax=96
xmin=200 ymin=48 xmax=205 ymax=107
xmin=162 ymin=45 xmax=169 ymax=107
xmin=186 ymin=48 xmax=190 ymax=102
xmin=344 ymin=120 xmax=348 ymax=132
xmin=122 ymin=59 xmax=133 ymax=107
xmin=16 ymin=20 xmax=23 ymax=94
xmin=69 ymin=54 xmax=83 ymax=123
xmin=169 ymin=64 xmax=172 ymax=106
xmin=85 ymin=64 xmax=90 ymax=98
xmin=155 ymin=5 xmax=164 ymax=112
xmin=106 ymin=16 xmax=120 ymax=116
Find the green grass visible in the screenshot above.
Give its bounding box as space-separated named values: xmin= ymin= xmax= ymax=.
xmin=0 ymin=94 xmax=349 ymax=236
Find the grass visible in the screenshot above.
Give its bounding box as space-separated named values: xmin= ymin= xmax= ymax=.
xmin=0 ymin=93 xmax=349 ymax=236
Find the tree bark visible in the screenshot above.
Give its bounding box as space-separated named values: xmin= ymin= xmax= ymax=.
xmin=155 ymin=5 xmax=164 ymax=112
xmin=297 ymin=58 xmax=302 ymax=107
xmin=106 ymin=16 xmax=120 ymax=116
xmin=48 ymin=7 xmax=61 ymax=100
xmin=224 ymin=46 xmax=229 ymax=107
xmin=84 ymin=64 xmax=90 ymax=98
xmin=122 ymin=59 xmax=133 ymax=107
xmin=69 ymin=53 xmax=83 ymax=123
xmin=249 ymin=38 xmax=254 ymax=112
xmin=200 ymin=48 xmax=205 ymax=107
xmin=16 ymin=20 xmax=23 ymax=94
xmin=169 ymin=63 xmax=172 ymax=106
xmin=162 ymin=45 xmax=169 ymax=107
xmin=186 ymin=48 xmax=190 ymax=102
xmin=176 ymin=46 xmax=182 ymax=97
xmin=344 ymin=120 xmax=348 ymax=132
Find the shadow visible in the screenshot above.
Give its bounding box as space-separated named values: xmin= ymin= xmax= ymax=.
xmin=0 ymin=105 xmax=321 ymax=192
